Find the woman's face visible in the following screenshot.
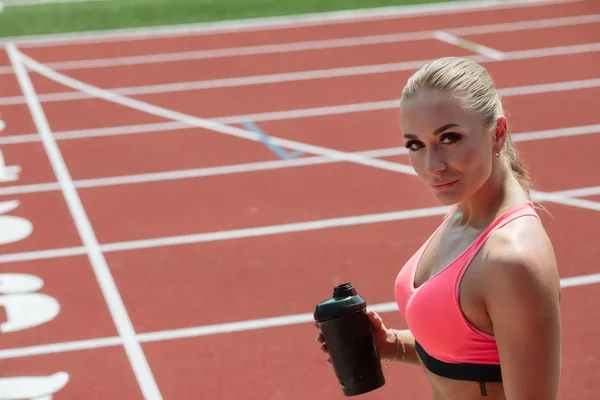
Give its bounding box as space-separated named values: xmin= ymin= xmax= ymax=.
xmin=400 ymin=90 xmax=498 ymax=205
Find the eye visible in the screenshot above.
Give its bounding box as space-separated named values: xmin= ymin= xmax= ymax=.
xmin=440 ymin=132 xmax=461 ymax=144
xmin=404 ymin=140 xmax=423 ymax=151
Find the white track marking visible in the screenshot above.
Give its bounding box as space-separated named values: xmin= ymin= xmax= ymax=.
xmin=0 ymin=13 xmax=596 ymax=74
xmin=2 ymin=42 xmax=599 ymax=105
xmin=433 ymin=30 xmax=504 ymax=59
xmin=15 ymin=49 xmax=600 ymax=215
xmin=100 ymin=205 xmax=452 ymax=252
xmin=560 ymin=273 xmax=600 ymax=288
xmin=550 ymin=186 xmax=600 ymax=198
xmin=0 ymin=269 xmax=598 ymax=360
xmin=0 ymin=182 xmax=59 ymax=195
xmin=0 ymin=122 xmax=187 ymax=144
xmin=137 ymin=270 xmax=600 ymax=341
xmin=0 ymin=186 xmax=597 ymax=265
xmin=18 ymin=50 xmax=419 ymax=177
xmin=0 ymin=0 xmax=581 ymax=47
xmin=98 ymin=188 xmax=600 ymax=253
xmin=499 ymin=79 xmax=600 ymax=96
xmin=5 ymin=43 xmax=163 ymax=400
xmin=532 ymin=191 xmax=600 ymax=211
xmin=0 ymin=247 xmax=87 ymax=262
xmin=0 ymin=125 xmax=597 ymax=196
xmin=1 ymin=106 xmax=599 ymax=146
xmin=0 ymin=336 xmax=122 ymax=359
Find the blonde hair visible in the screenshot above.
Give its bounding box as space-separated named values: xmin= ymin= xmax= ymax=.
xmin=400 ymin=57 xmax=532 ymax=196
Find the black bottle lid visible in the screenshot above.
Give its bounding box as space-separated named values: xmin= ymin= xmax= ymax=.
xmin=333 ymin=283 xmax=357 ymax=298
xmin=314 ymin=283 xmax=366 ymax=323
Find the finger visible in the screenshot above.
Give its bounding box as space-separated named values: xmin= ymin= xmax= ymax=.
xmin=320 ymin=344 xmax=328 ymax=354
xmin=316 ymin=333 xmax=324 ymax=344
xmin=366 ymin=310 xmax=382 ymax=327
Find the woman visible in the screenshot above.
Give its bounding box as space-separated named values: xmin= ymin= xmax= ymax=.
xmin=315 ymin=57 xmax=562 ymax=399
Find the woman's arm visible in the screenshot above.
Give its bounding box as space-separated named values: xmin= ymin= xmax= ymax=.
xmin=483 ymin=237 xmax=562 ymax=400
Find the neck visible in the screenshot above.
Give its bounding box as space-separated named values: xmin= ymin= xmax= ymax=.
xmin=456 ymin=159 xmax=527 ymax=228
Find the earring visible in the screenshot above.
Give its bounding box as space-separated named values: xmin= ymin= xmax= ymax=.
xmin=496 ymin=151 xmax=500 ymax=158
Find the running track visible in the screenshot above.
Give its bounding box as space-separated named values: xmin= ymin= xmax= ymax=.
xmin=0 ymin=0 xmax=599 ymax=398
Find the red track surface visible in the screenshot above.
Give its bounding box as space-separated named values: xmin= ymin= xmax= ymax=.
xmin=0 ymin=0 xmax=599 ymax=399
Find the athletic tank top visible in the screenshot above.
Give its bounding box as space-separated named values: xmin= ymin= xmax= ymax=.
xmin=394 ymin=201 xmax=539 ymax=367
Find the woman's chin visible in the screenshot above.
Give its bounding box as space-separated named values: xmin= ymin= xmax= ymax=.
xmin=431 ymin=190 xmax=462 ymax=206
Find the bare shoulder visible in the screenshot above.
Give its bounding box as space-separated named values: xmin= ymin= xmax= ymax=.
xmin=476 ymin=213 xmax=562 ymax=399
xmin=480 ymin=214 xmax=561 ymax=303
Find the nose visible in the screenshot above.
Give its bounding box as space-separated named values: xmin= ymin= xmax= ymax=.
xmin=424 ymin=149 xmax=447 ymax=175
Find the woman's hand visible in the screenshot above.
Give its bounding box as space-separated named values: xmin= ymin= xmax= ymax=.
xmin=314 ymin=322 xmax=332 ymax=365
xmin=314 ymin=309 xmax=397 ymax=363
xmin=365 ymin=309 xmax=397 ymax=361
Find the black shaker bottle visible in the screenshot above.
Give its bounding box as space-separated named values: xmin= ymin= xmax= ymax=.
xmin=314 ymin=283 xmax=385 ymax=396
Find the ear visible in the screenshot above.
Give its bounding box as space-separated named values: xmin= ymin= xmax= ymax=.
xmin=493 ymin=115 xmax=508 ymax=154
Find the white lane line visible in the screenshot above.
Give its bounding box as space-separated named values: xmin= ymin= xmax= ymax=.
xmin=0 ymin=336 xmax=123 ymax=359
xmin=15 ymin=48 xmax=600 ymax=215
xmin=1 ymin=42 xmax=599 ymax=105
xmin=138 ymin=271 xmax=600 ymax=343
xmin=0 ymin=125 xmax=597 ymax=196
xmin=0 ymin=13 xmax=595 ymax=74
xmin=433 ymin=30 xmax=504 ymax=59
xmin=1 ymin=100 xmax=600 ymax=146
xmin=1 ymin=269 xmax=598 ymax=360
xmin=0 ymin=182 xmax=60 ymax=195
xmin=1 ymin=0 xmax=582 ymax=47
xmin=532 ymin=191 xmax=600 ymax=211
xmin=551 ymin=186 xmax=600 ymax=198
xmin=0 ymin=246 xmax=87 ymax=262
xmin=18 ymin=49 xmax=420 ymax=178
xmin=5 ymin=42 xmax=164 ymax=400
xmin=98 ymin=188 xmax=600 ymax=254
xmin=560 ymin=272 xmax=600 ymax=288
xmin=0 ymin=185 xmax=596 ymax=265
xmin=99 ymin=205 xmax=451 ymax=252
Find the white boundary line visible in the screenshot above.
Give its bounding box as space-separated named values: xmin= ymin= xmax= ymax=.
xmin=1 ymin=92 xmax=599 ymax=146
xmin=15 ymin=49 xmax=600 ymax=215
xmin=433 ymin=30 xmax=504 ymax=59
xmin=18 ymin=49 xmax=420 ymax=176
xmin=5 ymin=42 xmax=164 ymax=400
xmin=1 ymin=269 xmax=599 ymax=360
xmin=0 ymin=185 xmax=597 ymax=265
xmin=137 ymin=269 xmax=600 ymax=342
xmin=0 ymin=0 xmax=582 ymax=46
xmin=0 ymin=125 xmax=598 ymax=196
xmin=2 ymin=42 xmax=600 ymax=105
xmin=0 ymin=13 xmax=597 ymax=73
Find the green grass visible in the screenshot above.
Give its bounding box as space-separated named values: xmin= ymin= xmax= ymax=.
xmin=0 ymin=0 xmax=465 ymax=39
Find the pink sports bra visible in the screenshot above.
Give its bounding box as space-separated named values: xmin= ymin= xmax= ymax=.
xmin=394 ymin=201 xmax=539 ymax=368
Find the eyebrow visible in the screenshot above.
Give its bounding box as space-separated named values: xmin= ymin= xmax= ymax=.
xmin=403 ymin=123 xmax=462 ymax=139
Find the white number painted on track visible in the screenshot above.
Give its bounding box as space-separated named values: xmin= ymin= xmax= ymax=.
xmin=0 ymin=371 xmax=69 ymax=400
xmin=0 ymin=273 xmax=60 ymax=333
xmin=0 ymin=149 xmax=22 ymax=182
xmin=0 ymin=200 xmax=32 ymax=245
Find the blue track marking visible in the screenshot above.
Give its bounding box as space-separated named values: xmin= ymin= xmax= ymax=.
xmin=242 ymin=121 xmax=305 ymax=160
